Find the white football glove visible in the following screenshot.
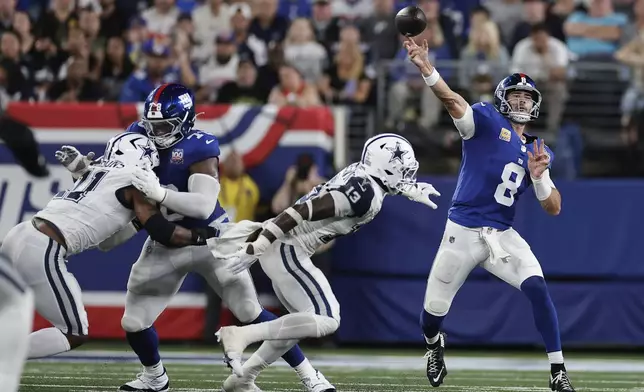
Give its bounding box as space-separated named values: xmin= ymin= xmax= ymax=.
xmin=55 ymin=145 xmax=96 ymax=179
xmin=226 ymin=243 xmax=260 ymax=275
xmin=402 ymin=182 xmax=441 ymax=209
xmin=131 ymin=166 xmax=167 ymax=202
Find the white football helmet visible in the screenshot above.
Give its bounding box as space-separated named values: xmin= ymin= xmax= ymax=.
xmin=360 ymin=133 xmax=419 ymax=193
xmin=103 ymin=132 xmax=160 ymax=169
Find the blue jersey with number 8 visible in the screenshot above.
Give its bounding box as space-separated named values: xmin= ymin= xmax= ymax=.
xmin=448 ymin=103 xmax=554 ymax=230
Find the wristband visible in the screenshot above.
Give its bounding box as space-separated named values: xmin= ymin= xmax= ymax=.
xmin=423 ymin=69 xmax=440 ymax=87
xmin=264 ymin=220 xmax=284 ymax=239
xmin=284 ymin=206 xmax=305 ymax=224
xmin=531 ymin=176 xmax=552 ymax=201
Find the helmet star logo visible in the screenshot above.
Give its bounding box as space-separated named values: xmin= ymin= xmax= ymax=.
xmin=142 ymin=146 xmax=155 ymax=160
xmin=385 ymin=142 xmax=408 ymax=164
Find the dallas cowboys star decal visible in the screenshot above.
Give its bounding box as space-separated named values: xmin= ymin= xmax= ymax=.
xmin=142 ymin=146 xmax=155 ymax=160
xmin=385 ymin=141 xmax=408 ymax=164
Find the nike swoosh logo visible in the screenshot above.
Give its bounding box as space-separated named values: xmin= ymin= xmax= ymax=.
xmin=206 ymin=140 xmax=214 ymax=144
xmin=433 ymin=368 xmax=444 ymax=384
xmin=480 ymin=102 xmax=486 ymax=106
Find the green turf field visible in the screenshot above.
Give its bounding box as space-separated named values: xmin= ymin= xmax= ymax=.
xmin=18 ymin=347 xmax=644 ymax=392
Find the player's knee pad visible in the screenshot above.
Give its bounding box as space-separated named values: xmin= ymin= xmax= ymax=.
xmin=228 ymin=298 xmax=262 ymax=324
xmin=424 ymin=249 xmax=463 ymax=316
xmin=313 ymin=314 xmax=339 ymax=337
xmin=121 ymin=314 xmax=148 ymax=333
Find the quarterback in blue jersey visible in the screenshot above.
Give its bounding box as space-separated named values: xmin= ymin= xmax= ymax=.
xmin=58 ymin=83 xmax=335 ymax=392
xmin=404 ymin=38 xmax=575 ymax=392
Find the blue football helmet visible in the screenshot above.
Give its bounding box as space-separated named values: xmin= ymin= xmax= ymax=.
xmin=141 ymin=83 xmax=196 ymax=149
xmin=493 ymin=73 xmax=542 ymax=124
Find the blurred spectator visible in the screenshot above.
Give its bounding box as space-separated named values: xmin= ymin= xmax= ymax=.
xmin=418 ymin=0 xmax=460 ymax=59
xmin=100 ymin=36 xmax=134 ymax=100
xmin=0 ymin=30 xmax=32 ymax=99
xmin=99 ymin=0 xmax=128 ymax=38
xmin=268 ymin=63 xmax=320 ymax=107
xmin=125 ymin=16 xmax=148 ymax=67
xmin=469 ymin=5 xmax=492 ymax=33
xmin=564 ymin=0 xmax=627 ymax=59
xmin=511 ymin=23 xmax=568 ymax=132
xmin=319 ymin=40 xmax=373 ymax=105
xmin=387 ymin=28 xmax=451 ymax=130
xmin=119 ymin=40 xmax=182 ymax=102
xmin=331 ymin=24 xmax=370 ymax=59
xmin=249 ymin=0 xmax=289 ymax=45
xmin=284 ymin=18 xmax=327 ymax=83
xmin=192 ymin=0 xmax=230 ymax=62
xmin=459 ymin=21 xmax=509 ymax=96
xmin=216 ymin=58 xmax=269 ymax=104
xmin=256 ymin=41 xmax=284 ymax=96
xmin=615 ymin=0 xmax=644 ymax=126
xmin=47 ymin=57 xmax=104 ymax=102
xmin=483 ymin=0 xmax=523 ymax=46
xmin=545 ymin=0 xmax=577 ymax=43
xmin=623 ymin=0 xmax=644 ymax=42
xmin=218 ymin=149 xmax=260 ymax=223
xmin=230 ymin=2 xmax=268 ymax=67
xmin=12 ymin=11 xmax=34 ymax=56
xmin=196 ymin=31 xmax=239 ymax=102
xmin=141 ymin=0 xmax=179 ymax=37
xmin=277 ymin=0 xmax=312 ymax=20
xmin=331 ymin=0 xmax=373 ymax=21
xmin=359 ymin=0 xmax=399 ymax=61
xmin=78 ymin=7 xmax=105 ymax=78
xmin=55 ymin=27 xmax=100 ymax=81
xmin=0 ymin=0 xmax=16 ymax=34
xmin=311 ymin=0 xmax=341 ymax=49
xmin=509 ymin=0 xmax=548 ymax=52
xmin=271 ymin=153 xmax=326 ymax=215
xmin=38 ymin=0 xmax=78 ymax=48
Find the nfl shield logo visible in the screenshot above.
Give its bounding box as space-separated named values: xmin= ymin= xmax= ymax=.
xmin=171 ymin=148 xmax=184 ymax=164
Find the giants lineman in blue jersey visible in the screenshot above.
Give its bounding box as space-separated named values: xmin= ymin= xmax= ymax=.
xmin=58 ymin=83 xmax=335 ymax=392
xmin=404 ymin=38 xmax=575 ymax=392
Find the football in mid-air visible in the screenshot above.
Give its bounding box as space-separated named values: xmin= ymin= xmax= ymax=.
xmin=395 ymin=5 xmax=427 ymax=37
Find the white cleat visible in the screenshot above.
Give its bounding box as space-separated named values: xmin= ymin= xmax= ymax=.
xmin=216 ymin=326 xmax=248 ymax=377
xmin=222 ymin=374 xmax=263 ymax=392
xmin=118 ymin=368 xmax=169 ymax=391
xmin=301 ymin=369 xmax=336 ymax=392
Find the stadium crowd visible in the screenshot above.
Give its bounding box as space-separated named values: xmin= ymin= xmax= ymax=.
xmin=0 ymin=0 xmax=643 ymax=175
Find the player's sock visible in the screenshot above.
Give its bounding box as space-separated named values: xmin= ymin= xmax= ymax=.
xmin=126 ymin=327 xmax=163 ymax=376
xmin=243 ymin=340 xmax=298 ymax=381
xmin=251 ymin=309 xmax=306 ymax=367
xmin=241 ymin=313 xmax=333 ymax=344
xmin=521 ymin=276 xmax=562 ymax=354
xmin=27 ymin=327 xmax=71 ymax=358
xmin=420 ymin=310 xmax=445 ymax=345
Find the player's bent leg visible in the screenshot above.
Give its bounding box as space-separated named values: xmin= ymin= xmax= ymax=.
xmin=483 ymin=229 xmax=575 ymax=392
xmin=119 ymin=242 xmax=188 ymax=392
xmin=421 ymin=220 xmax=485 ymax=388
xmin=219 ymin=243 xmax=338 ymax=391
xmin=0 ymin=254 xmax=34 ymax=392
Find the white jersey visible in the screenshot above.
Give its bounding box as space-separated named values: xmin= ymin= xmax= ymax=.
xmin=35 ymin=161 xmax=136 ymax=255
xmin=281 ymin=163 xmax=386 ymax=255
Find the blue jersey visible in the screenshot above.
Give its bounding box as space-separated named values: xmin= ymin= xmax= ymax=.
xmin=127 ymin=122 xmax=229 ymax=229
xmin=448 ymin=103 xmax=554 ymax=230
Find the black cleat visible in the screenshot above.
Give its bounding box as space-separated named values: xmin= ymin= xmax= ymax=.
xmin=550 ymin=369 xmax=576 ymax=392
xmin=424 ymin=332 xmax=447 ymax=387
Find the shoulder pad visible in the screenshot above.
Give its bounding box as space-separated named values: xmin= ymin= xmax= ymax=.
xmin=338 ymin=176 xmax=375 ymax=217
xmin=472 ymin=102 xmax=495 ymax=117
xmin=181 ymin=131 xmax=220 ymax=167
xmin=126 ymin=121 xmax=145 ymax=134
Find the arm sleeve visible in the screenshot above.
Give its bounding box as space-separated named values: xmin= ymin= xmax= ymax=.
xmin=160 ymin=173 xmax=221 ymax=220
xmin=452 ymin=104 xmax=475 ymax=140
xmin=541 ymin=169 xmax=556 ymax=189
xmin=328 ymin=177 xmax=375 ymax=218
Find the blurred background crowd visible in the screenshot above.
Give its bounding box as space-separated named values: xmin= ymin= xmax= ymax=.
xmin=1 ymin=0 xmax=643 ymax=178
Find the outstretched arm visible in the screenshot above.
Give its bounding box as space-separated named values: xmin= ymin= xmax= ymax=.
xmin=404 ymin=38 xmax=473 ymax=138
xmin=128 ymin=187 xmax=217 ymax=247
xmin=131 ymin=157 xmax=221 ymax=220
xmin=243 ymin=177 xmax=374 ymax=258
